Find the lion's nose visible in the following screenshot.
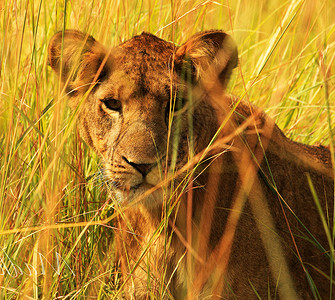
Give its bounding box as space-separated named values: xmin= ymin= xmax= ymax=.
xmin=122 ymin=157 xmax=155 ymax=177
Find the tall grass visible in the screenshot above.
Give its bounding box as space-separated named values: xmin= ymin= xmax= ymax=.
xmin=0 ymin=0 xmax=334 ymax=298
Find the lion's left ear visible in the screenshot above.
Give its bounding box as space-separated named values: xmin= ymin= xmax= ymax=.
xmin=48 ymin=30 xmax=112 ymax=96
xmin=174 ymin=30 xmax=238 ymax=88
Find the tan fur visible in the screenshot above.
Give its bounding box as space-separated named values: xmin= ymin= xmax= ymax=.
xmin=48 ymin=30 xmax=334 ymax=299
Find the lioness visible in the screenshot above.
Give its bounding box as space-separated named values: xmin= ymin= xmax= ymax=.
xmin=48 ymin=30 xmax=334 ymax=299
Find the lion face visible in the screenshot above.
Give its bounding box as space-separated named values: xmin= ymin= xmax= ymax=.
xmin=48 ymin=30 xmax=238 ymax=203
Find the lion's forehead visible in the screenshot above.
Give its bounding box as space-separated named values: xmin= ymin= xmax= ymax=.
xmin=96 ymin=33 xmax=181 ymax=106
xmin=114 ymin=34 xmax=175 ymax=90
xmin=101 ymin=59 xmax=177 ymax=106
xmin=99 ymin=68 xmax=172 ymax=107
xmin=118 ymin=32 xmax=175 ymax=59
xmin=113 ymin=53 xmax=172 ymax=87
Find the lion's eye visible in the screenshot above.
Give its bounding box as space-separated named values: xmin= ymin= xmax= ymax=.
xmin=173 ymin=97 xmax=186 ymax=112
xmin=167 ymin=97 xmax=186 ymax=114
xmin=102 ymin=98 xmax=122 ymax=111
xmin=165 ymin=97 xmax=187 ymax=125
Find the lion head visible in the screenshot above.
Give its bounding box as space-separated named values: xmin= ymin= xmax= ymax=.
xmin=48 ymin=30 xmax=238 ymax=204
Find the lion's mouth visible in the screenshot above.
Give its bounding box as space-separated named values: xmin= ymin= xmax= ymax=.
xmin=110 ymin=178 xmax=159 ymax=192
xmin=105 ymin=163 xmax=169 ymax=203
xmin=112 ymin=180 xmax=165 ymax=204
xmin=131 ymin=182 xmax=156 ymax=191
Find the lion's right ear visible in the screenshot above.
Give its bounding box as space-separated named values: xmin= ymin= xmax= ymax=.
xmin=174 ymin=30 xmax=238 ymax=89
xmin=48 ymin=30 xmax=111 ymax=96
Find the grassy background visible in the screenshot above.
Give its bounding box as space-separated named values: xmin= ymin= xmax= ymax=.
xmin=0 ymin=0 xmax=334 ymax=298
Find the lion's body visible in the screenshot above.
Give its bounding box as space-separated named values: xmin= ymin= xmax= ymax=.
xmin=49 ymin=30 xmax=334 ymax=299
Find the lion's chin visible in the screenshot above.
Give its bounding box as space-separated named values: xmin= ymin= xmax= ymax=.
xmin=114 ymin=182 xmax=165 ymax=210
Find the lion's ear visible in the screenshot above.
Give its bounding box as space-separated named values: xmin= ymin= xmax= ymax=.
xmin=48 ymin=30 xmax=111 ymax=96
xmin=175 ymin=30 xmax=238 ymax=88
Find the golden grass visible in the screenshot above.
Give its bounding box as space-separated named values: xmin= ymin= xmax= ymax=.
xmin=0 ymin=0 xmax=334 ymax=298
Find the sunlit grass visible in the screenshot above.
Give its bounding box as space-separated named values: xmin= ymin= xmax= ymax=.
xmin=0 ymin=0 xmax=334 ymax=298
